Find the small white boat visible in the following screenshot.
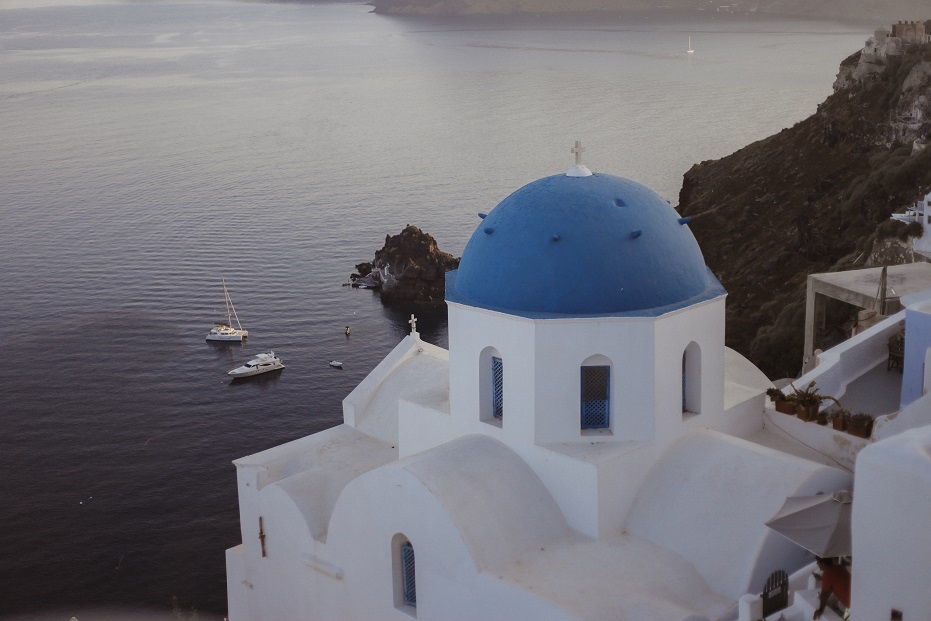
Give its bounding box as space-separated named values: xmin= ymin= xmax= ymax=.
xmin=329 ymin=361 xmax=343 ymax=368
xmin=207 ymin=278 xmax=248 ymax=342
xmin=687 ymin=36 xmax=694 ymax=54
xmin=228 ymin=351 xmax=284 ymax=378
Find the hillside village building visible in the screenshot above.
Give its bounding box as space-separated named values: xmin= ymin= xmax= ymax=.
xmin=862 ymin=21 xmax=930 ymax=62
xmin=892 ymin=189 xmax=931 ymax=256
xmin=891 ymin=20 xmax=930 ymax=44
xmin=226 ymin=153 xmax=931 ymax=621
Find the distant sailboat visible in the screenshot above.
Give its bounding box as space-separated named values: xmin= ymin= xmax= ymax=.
xmin=206 ymin=278 xmax=249 ymax=342
xmin=687 ymin=36 xmax=694 ymax=54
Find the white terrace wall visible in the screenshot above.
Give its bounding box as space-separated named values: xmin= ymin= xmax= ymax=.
xmin=901 ymin=300 xmax=931 ymax=407
xmin=801 ymin=312 xmax=904 ymax=406
xmin=852 ymin=425 xmax=931 ymax=621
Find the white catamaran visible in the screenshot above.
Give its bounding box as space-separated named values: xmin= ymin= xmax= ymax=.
xmin=206 ymin=279 xmax=249 ymax=342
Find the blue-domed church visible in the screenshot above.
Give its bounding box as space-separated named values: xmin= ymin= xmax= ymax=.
xmin=225 ymin=148 xmax=852 ymax=621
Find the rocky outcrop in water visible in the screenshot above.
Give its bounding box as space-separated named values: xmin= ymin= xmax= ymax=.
xmin=351 ymin=225 xmax=460 ymax=305
xmin=678 ymin=39 xmax=931 ymax=378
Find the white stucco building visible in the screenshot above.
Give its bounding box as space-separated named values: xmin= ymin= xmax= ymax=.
xmin=891 ymin=189 xmax=931 ymax=257
xmin=226 ymin=156 xmax=931 ymax=621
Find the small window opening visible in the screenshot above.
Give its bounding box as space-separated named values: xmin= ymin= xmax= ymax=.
xmin=492 ymin=357 xmax=503 ymax=420
xmin=401 ymin=542 xmax=416 ymax=607
xmin=682 ymin=352 xmax=688 ymax=413
xmin=682 ymin=342 xmax=702 ymax=417
xmin=581 ymin=366 xmax=610 ymax=429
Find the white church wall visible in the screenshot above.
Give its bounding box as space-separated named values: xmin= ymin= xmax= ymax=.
xmin=444 ymin=297 xmax=731 ymax=538
xmin=533 ymin=317 xmax=657 ymax=444
xmin=594 ymin=445 xmax=661 ymax=535
xmin=852 ymin=425 xmax=931 ymax=621
xmin=652 ymin=298 xmax=726 ymax=448
xmin=722 ymin=393 xmax=768 ymax=437
xmin=233 ymin=425 xmax=397 ymax=542
xmin=398 ymin=397 xmax=455 ymax=458
xmin=722 ymin=348 xmax=772 ymax=438
xmin=626 ymin=430 xmax=852 ymax=600
xmin=231 ymin=484 xmax=321 ymax=621
xmin=232 ymin=464 xmax=263 ymax=567
xmin=224 ymin=545 xmax=248 ymax=621
xmin=511 ymin=439 xmax=661 ymax=537
xmin=343 ymin=339 xmax=450 ymax=445
xmin=515 ymin=444 xmax=602 ymax=536
xmin=324 ymin=436 xmax=573 ymax=620
xmin=447 ymin=303 xmax=538 ymax=445
xmin=226 ymin=423 xmax=403 ymax=620
xmin=342 ymin=334 xmax=421 ymax=430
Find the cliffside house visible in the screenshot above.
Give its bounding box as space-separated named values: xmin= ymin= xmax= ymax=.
xmin=891 ymin=20 xmax=930 ymax=44
xmin=891 ymin=189 xmax=931 ymax=257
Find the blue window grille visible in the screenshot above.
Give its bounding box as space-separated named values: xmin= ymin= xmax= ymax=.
xmin=492 ymin=357 xmax=503 ymax=420
xmin=682 ymin=352 xmax=688 ymax=413
xmin=401 ymin=542 xmax=416 ymax=607
xmin=581 ymin=366 xmax=610 ymax=429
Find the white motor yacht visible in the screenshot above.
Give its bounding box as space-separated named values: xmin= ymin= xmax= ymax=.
xmin=228 ymin=352 xmax=284 ymax=378
xmin=207 ymin=278 xmax=249 ymax=342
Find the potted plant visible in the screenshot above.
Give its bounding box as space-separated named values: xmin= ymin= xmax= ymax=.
xmin=847 ymin=412 xmax=873 ymax=438
xmin=766 ymin=387 xmax=795 ymax=414
xmin=828 ymin=408 xmax=850 ymax=431
xmin=787 ymin=381 xmax=840 ymax=422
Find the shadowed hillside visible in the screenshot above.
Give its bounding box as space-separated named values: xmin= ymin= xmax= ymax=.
xmin=678 ymin=42 xmax=931 ymax=378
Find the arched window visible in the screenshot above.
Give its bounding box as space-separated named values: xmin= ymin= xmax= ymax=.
xmin=480 ymin=347 xmax=503 ymax=426
xmin=400 ymin=541 xmax=416 ymax=607
xmin=393 ymin=534 xmax=416 ymax=612
xmin=492 ymin=356 xmax=503 ymax=420
xmin=581 ymin=365 xmax=610 ymax=429
xmin=681 ymin=351 xmax=687 ymax=412
xmin=682 ymin=342 xmax=701 ymax=416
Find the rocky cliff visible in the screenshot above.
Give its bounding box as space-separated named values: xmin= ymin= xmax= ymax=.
xmin=352 ymin=225 xmax=461 ymax=305
xmin=371 ymin=0 xmax=928 ymax=22
xmin=678 ymin=39 xmax=931 ymax=378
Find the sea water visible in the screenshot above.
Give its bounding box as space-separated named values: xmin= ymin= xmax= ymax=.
xmin=0 ymin=2 xmax=867 ymax=616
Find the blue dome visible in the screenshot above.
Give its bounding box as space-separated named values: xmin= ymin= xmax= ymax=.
xmin=445 ymin=172 xmax=724 ymax=317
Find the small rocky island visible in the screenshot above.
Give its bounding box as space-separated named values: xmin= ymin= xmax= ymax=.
xmin=350 ymin=225 xmax=460 ymax=305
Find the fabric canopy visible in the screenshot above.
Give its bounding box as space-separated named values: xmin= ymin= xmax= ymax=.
xmin=765 ymin=490 xmax=852 ymax=558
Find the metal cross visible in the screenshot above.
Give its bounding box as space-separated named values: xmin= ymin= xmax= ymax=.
xmin=259 ymin=516 xmax=267 ymax=557
xmin=571 ymin=140 xmax=586 ymax=165
xmin=409 ymin=314 xmax=418 ymax=333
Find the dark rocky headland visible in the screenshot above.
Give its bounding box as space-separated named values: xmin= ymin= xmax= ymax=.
xmin=679 ymin=33 xmax=931 ymax=378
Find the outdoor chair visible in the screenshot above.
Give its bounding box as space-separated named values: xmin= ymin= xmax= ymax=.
xmin=888 ymin=333 xmax=905 ymax=371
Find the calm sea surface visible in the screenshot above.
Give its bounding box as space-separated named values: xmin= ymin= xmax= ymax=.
xmin=0 ymin=2 xmax=866 ymax=617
